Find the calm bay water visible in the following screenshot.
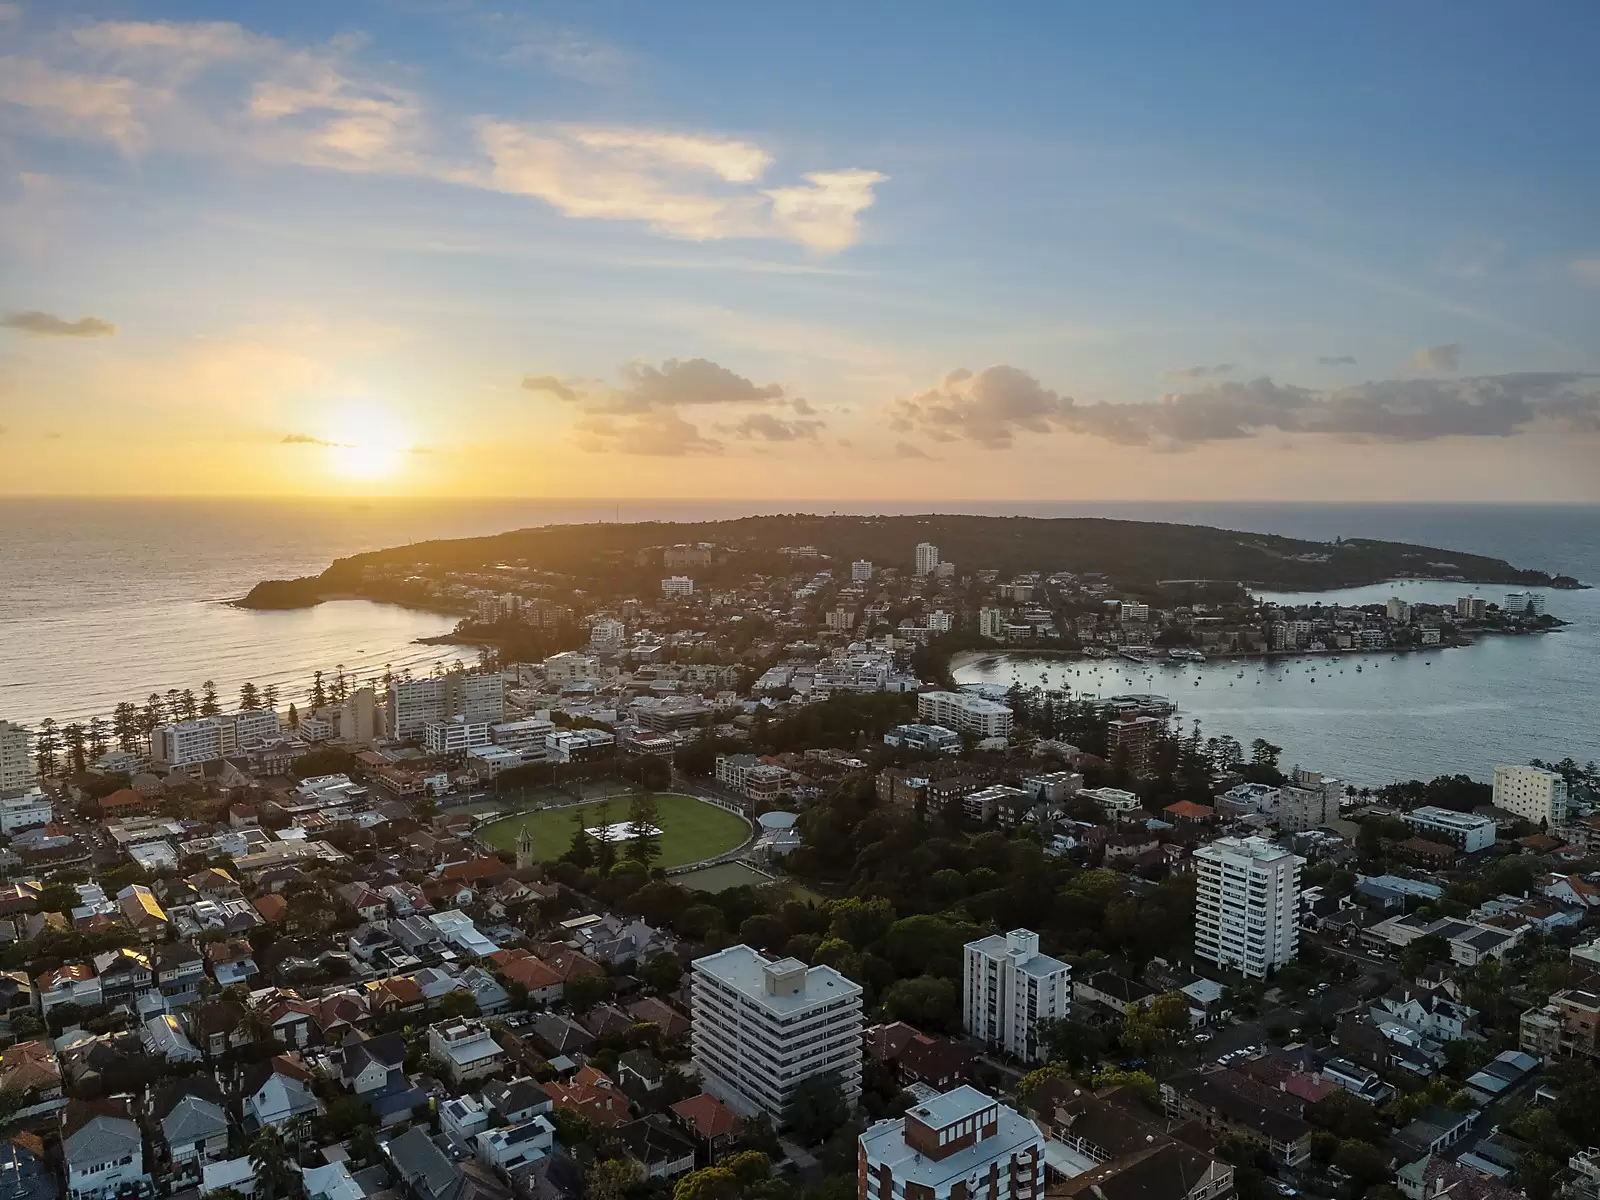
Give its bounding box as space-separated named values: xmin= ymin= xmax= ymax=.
xmin=1 ymin=498 xmax=1597 ymax=781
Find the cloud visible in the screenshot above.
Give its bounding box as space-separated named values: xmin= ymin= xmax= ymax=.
xmin=281 ymin=432 xmax=348 ymax=446
xmin=1318 ymin=355 xmax=1358 ymax=366
xmin=1409 ymin=343 xmax=1462 ymax=374
xmin=531 ymin=357 xmax=789 ymax=415
xmin=0 ymin=19 xmax=423 ymax=172
xmin=791 ymin=397 xmax=816 ymax=416
xmin=887 ymin=365 xmax=1600 ymax=448
xmin=2 ymin=15 xmax=885 ymax=251
xmin=887 ymin=365 xmax=1073 ymax=448
xmin=726 ymin=413 xmax=824 ymax=441
xmin=573 ymin=410 xmax=722 ymax=456
xmin=473 ymin=120 xmax=883 ymax=250
xmin=521 ymin=374 xmax=579 ymax=403
xmin=1164 ymin=363 xmax=1235 ymax=379
xmin=1570 ymin=259 xmax=1600 ymax=285
xmin=893 ymin=440 xmax=930 ymax=459
xmin=2 ymin=310 xmax=116 ymax=337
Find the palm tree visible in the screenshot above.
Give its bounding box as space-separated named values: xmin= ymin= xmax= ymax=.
xmin=250 ymin=1125 xmax=296 ymax=1200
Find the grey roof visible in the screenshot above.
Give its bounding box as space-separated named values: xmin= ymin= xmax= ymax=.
xmin=385 ymin=1128 xmax=459 ymax=1200
xmin=483 ymin=1078 xmax=546 ymax=1119
xmin=161 ymin=1093 xmax=229 ymax=1146
xmin=64 ymin=1116 xmax=142 ymax=1166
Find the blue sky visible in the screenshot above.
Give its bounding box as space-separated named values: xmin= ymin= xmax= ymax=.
xmin=1 ymin=0 xmax=1597 ymax=498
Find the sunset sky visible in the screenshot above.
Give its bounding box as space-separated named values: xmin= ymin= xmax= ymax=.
xmin=2 ymin=1 xmax=1598 ymax=500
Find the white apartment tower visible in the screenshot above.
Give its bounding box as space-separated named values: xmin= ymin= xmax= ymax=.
xmin=387 ymin=672 xmax=505 ymax=740
xmin=962 ymin=930 xmax=1071 ymax=1062
xmin=0 ymin=722 xmax=31 ymax=797
xmin=661 ymin=576 xmax=695 ymax=597
xmin=917 ymin=691 xmax=1013 ymax=739
xmin=690 ymin=945 xmax=863 ymax=1121
xmin=150 ymin=710 xmax=281 ymax=770
xmin=1193 ymin=836 xmax=1303 ymax=980
xmin=851 ymin=560 xmax=875 ymax=585
xmin=858 ymin=1087 xmax=1043 ymax=1200
xmin=1492 ymin=764 xmax=1568 ymax=826
xmin=914 ymin=542 xmax=940 ymax=578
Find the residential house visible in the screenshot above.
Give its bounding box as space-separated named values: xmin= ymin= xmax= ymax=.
xmin=617 ymin=1116 xmax=695 ymax=1181
xmin=863 ymin=1023 xmax=975 ymax=1092
xmin=526 ymin=1014 xmax=595 ymax=1061
xmin=92 ymin=949 xmax=153 ymax=1012
xmin=625 ymin=997 xmax=690 ymax=1040
xmin=36 ymin=964 xmax=101 ymax=1015
xmin=337 ymin=883 xmax=391 ymax=923
xmin=481 ymin=1078 xmax=551 ymax=1126
xmin=489 ymin=950 xmax=564 ymax=1006
xmin=61 ymin=1100 xmax=149 ymax=1200
xmin=140 ymin=1015 xmax=203 ymax=1064
xmin=476 ymin=1118 xmax=557 ymax=1173
xmin=669 ymin=1093 xmax=742 ymax=1161
xmin=1161 ymin=1070 xmax=1312 ymax=1166
xmin=428 ymin=1021 xmax=506 ymax=1087
xmin=115 ymin=886 xmax=169 ymax=940
xmin=0 ymin=1040 xmax=64 ymax=1120
xmin=153 ymin=1076 xmax=229 ymax=1189
xmin=574 ymin=918 xmax=674 ymax=967
xmin=186 ymin=1002 xmax=250 ymax=1058
xmin=207 ymin=940 xmax=259 ymax=990
xmin=153 ymin=943 xmax=206 ymax=1010
xmin=543 ymin=1065 xmax=630 ymax=1129
xmin=241 ymin=1054 xmax=323 ymax=1135
xmin=365 ymin=976 xmax=426 ymax=1017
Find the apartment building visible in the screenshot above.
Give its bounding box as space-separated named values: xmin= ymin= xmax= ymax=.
xmin=857 ymin=1087 xmax=1042 ymax=1200
xmin=424 ymin=718 xmax=491 ymax=759
xmin=1492 ymin=765 xmax=1568 ymax=826
xmin=387 ymin=673 xmax=505 ymax=740
xmin=1079 ymin=786 xmax=1142 ymax=823
xmin=914 ymin=543 xmax=940 ymax=578
xmin=851 ymin=560 xmax=874 ymax=584
xmin=1401 ymin=806 xmax=1496 ymax=853
xmin=1105 ymin=716 xmax=1163 ymax=775
xmin=1193 ymin=837 xmax=1303 ymax=980
xmin=151 ymin=710 xmax=281 ymax=770
xmin=1521 ymin=986 xmax=1600 ymax=1062
xmin=690 ymin=945 xmax=863 ymax=1121
xmin=661 ymin=577 xmax=695 ymax=598
xmin=962 ymin=930 xmax=1071 ymax=1063
xmin=916 ymin=691 xmax=1014 ymax=739
xmin=0 ymin=721 xmax=30 ymax=797
xmin=715 ymin=755 xmax=788 ymax=803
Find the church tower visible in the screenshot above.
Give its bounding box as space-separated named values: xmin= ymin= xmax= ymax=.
xmin=516 ymin=823 xmax=535 ymax=871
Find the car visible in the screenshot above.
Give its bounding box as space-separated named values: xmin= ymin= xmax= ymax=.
xmin=1317 ymin=982 xmax=1330 ymax=992
xmin=1194 ymin=1032 xmax=1212 ymax=1043
xmin=1273 ymin=1184 xmax=1298 ymax=1197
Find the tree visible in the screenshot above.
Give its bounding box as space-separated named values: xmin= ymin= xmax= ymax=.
xmin=1016 ymin=1064 xmax=1067 ymax=1111
xmin=642 ymin=952 xmax=683 ymax=993
xmin=1038 ymin=1017 xmax=1107 ymax=1073
xmin=826 ymin=896 xmax=895 ymax=949
xmin=1119 ymin=991 xmax=1191 ymax=1059
xmin=626 ymin=794 xmax=662 ymax=868
xmin=1399 ymin=933 xmax=1449 ymax=979
xmin=1333 ymin=1140 xmax=1393 ymax=1189
xmin=564 ymin=972 xmax=612 ymax=1012
xmin=263 ymin=683 xmax=280 ymax=711
xmin=435 ymin=991 xmax=479 ymax=1020
xmin=112 ymin=703 xmax=140 ymax=753
xmin=311 ymin=670 xmax=327 ymax=709
xmin=86 ymin=717 xmax=109 ymax=760
xmin=61 ymin=723 xmax=88 ymax=776
xmin=781 ymin=1072 xmax=849 ymax=1145
xmin=286 ymin=702 xmax=300 ymax=730
xmin=879 ymin=976 xmax=958 ymax=1031
xmin=34 ymin=719 xmax=59 ymax=778
xmin=240 ymin=682 xmax=261 ymax=711
xmin=201 ymin=680 xmax=221 ymax=717
xmin=672 ymin=1168 xmax=740 ymax=1200
xmin=589 ymin=1159 xmax=643 ymax=1200
xmin=250 ymin=1126 xmax=296 ymax=1200
xmin=547 ymin=1106 xmax=592 ymax=1148
xmin=1250 ymin=738 xmax=1282 ymax=770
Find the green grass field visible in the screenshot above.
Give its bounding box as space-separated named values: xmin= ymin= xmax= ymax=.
xmin=476 ymin=793 xmax=750 ymax=869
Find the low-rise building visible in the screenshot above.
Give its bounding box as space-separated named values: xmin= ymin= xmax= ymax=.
xmin=1401 ymin=807 xmax=1496 ymax=853
xmin=857 ymin=1087 xmax=1043 ymax=1200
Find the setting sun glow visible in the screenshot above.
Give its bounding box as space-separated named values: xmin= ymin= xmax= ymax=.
xmin=323 ymin=404 xmax=413 ymax=481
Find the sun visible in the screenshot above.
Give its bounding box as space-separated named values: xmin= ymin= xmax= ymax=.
xmin=322 ymin=402 xmax=413 ymax=481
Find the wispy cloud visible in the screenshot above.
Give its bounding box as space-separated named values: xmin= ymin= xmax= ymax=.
xmin=1318 ymin=355 xmax=1357 ymax=367
xmin=1570 ymin=259 xmax=1600 ymax=286
xmin=1164 ymin=363 xmax=1234 ymax=379
xmin=0 ymin=15 xmax=885 ymax=252
xmin=2 ymin=310 xmax=116 ymax=338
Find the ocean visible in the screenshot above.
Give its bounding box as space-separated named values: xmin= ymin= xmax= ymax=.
xmin=1 ymin=498 xmax=1597 ymax=784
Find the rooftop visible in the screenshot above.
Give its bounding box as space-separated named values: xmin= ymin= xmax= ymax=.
xmin=692 ymin=944 xmax=862 ymax=1015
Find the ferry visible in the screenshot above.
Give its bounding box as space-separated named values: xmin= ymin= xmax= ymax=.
xmin=1166 ymin=648 xmax=1207 ymax=663
xmin=1118 ymin=648 xmax=1155 ymax=664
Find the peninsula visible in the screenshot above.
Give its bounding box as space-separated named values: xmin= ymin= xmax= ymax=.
xmin=239 ymin=513 xmax=1569 ymax=611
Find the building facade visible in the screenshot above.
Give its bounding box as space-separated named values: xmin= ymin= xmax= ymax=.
xmin=387 ymin=673 xmax=504 ymax=740
xmin=661 ymin=577 xmax=696 ymax=597
xmin=1193 ymin=836 xmax=1303 ymax=980
xmin=858 ymin=1087 xmax=1042 ymax=1200
xmin=690 ymin=945 xmax=863 ymax=1121
xmin=1492 ymin=764 xmax=1568 ymax=826
xmin=962 ymin=930 xmax=1071 ymax=1063
xmin=1402 ymin=806 xmax=1496 ymax=853
xmin=914 ymin=542 xmax=940 ymax=578
xmin=916 ymin=691 xmax=1013 ymax=739
xmin=0 ymin=721 xmax=30 ymax=796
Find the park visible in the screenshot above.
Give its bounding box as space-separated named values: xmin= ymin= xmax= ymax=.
xmin=474 ymin=791 xmax=751 ymax=870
